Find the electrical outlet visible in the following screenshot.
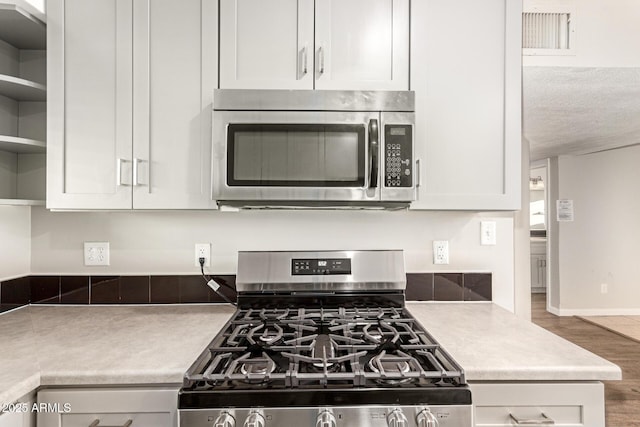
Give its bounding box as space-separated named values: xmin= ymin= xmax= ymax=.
xmin=601 ymin=283 xmax=608 ymax=294
xmin=433 ymin=241 xmax=449 ymax=265
xmin=195 ymin=243 xmax=211 ymax=267
xmin=480 ymin=221 xmax=497 ymax=245
xmin=84 ymin=242 xmax=110 ymax=266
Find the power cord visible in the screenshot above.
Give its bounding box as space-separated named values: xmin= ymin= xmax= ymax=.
xmin=199 ymin=257 xmax=236 ymax=306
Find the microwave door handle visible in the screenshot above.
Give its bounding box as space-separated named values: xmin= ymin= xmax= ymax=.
xmin=368 ymin=119 xmax=379 ymax=189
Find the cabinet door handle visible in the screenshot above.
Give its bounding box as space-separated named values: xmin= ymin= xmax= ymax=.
xmin=116 ymin=158 xmax=130 ymax=186
xmin=509 ymin=413 xmax=554 ymax=425
xmin=318 ymin=46 xmax=325 ymax=75
xmin=132 ymin=158 xmax=140 ymax=186
xmin=298 ymin=44 xmax=308 ymax=79
xmin=89 ymin=420 xmax=133 ymax=427
xmin=415 ymin=159 xmax=421 ymax=187
xmin=116 ymin=158 xmax=123 ymax=186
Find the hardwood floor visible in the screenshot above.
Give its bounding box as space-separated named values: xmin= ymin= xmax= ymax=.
xmin=531 ymin=294 xmax=640 ymax=427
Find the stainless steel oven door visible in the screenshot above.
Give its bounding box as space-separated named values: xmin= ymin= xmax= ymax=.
xmin=212 ymin=110 xmax=381 ymax=202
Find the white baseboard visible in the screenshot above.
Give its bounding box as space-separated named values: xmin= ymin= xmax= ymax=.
xmin=547 ymin=305 xmax=561 ymax=316
xmin=556 ymin=308 xmax=640 ymax=316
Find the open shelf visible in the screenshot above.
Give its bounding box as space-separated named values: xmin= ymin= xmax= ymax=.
xmin=0 ymin=1 xmax=46 ymax=49
xmin=0 ymin=74 xmax=46 ymax=101
xmin=0 ymin=198 xmax=44 ymax=206
xmin=0 ymin=135 xmax=45 ymax=153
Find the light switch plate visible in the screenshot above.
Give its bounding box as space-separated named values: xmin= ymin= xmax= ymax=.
xmin=480 ymin=221 xmax=497 ymax=245
xmin=84 ymin=242 xmax=110 ymax=266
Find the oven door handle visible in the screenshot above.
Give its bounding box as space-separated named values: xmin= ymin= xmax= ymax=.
xmin=368 ymin=119 xmax=379 ymax=190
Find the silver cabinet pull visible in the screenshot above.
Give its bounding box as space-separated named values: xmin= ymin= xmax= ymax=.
xmin=509 ymin=413 xmax=554 ymax=425
xmin=89 ymin=420 xmax=132 ymax=427
xmin=298 ymin=44 xmax=308 ymax=79
xmin=415 ymin=158 xmax=421 ymax=187
xmin=116 ymin=158 xmax=124 ymax=186
xmin=318 ymin=46 xmax=325 ymax=75
xmin=132 ymin=158 xmax=140 ymax=186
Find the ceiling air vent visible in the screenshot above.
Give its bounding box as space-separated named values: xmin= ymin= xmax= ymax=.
xmin=522 ymin=0 xmax=575 ymax=56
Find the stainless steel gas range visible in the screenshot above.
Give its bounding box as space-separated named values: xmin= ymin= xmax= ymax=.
xmin=179 ymin=250 xmax=472 ymax=427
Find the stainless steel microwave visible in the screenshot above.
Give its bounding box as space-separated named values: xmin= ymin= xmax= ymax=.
xmin=212 ymin=90 xmax=415 ymax=208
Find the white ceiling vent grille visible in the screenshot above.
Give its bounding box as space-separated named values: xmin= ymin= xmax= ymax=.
xmin=522 ymin=0 xmax=575 ymax=56
xmin=523 ymin=12 xmax=571 ymax=49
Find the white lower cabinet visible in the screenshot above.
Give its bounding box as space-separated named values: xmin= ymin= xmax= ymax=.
xmin=37 ymin=387 xmax=178 ymax=427
xmin=471 ymin=382 xmax=605 ymax=427
xmin=0 ymin=410 xmax=31 ymax=427
xmin=0 ymin=393 xmax=35 ymax=427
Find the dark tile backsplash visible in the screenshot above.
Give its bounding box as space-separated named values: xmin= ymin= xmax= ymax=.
xmin=406 ymin=272 xmax=492 ymax=302
xmin=433 ymin=273 xmax=464 ymax=301
xmin=1 ymin=272 xmax=490 ymax=309
xmin=1 ymin=277 xmax=31 ymax=305
xmin=30 ymin=276 xmax=60 ymax=304
xmin=405 ymin=273 xmax=434 ymax=301
xmin=463 ymin=273 xmax=493 ymax=302
xmin=60 ymin=276 xmax=90 ymax=304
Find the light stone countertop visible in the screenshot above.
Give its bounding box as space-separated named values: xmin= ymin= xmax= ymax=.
xmin=0 ymin=304 xmax=235 ymax=405
xmin=0 ymin=308 xmax=40 ymax=407
xmin=406 ymin=302 xmax=622 ymax=381
xmin=1 ymin=302 xmax=621 ymax=406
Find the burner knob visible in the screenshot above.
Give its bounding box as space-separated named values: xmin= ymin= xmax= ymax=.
xmin=416 ymin=408 xmax=439 ymax=427
xmin=316 ymin=410 xmax=337 ymax=427
xmin=387 ymin=409 xmax=409 ymax=427
xmin=213 ymin=412 xmax=236 ymax=427
xmin=243 ymin=412 xmax=265 ymax=427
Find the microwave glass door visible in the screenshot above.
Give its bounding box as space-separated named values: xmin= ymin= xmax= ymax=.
xmin=227 ymin=124 xmax=365 ymax=187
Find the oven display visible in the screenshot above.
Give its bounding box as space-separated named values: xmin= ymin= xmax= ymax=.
xmin=292 ymin=258 xmax=352 ymax=275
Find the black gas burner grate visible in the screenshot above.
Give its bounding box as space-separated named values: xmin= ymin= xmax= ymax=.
xmin=184 ymin=307 xmax=465 ymax=391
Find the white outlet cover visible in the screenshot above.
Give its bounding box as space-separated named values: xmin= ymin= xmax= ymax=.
xmin=195 ymin=243 xmax=211 ymax=267
xmin=480 ymin=221 xmax=497 ymax=245
xmin=433 ymin=240 xmax=449 ymax=265
xmin=84 ymin=242 xmax=110 ymax=266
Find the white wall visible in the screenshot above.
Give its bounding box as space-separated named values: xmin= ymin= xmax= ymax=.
xmin=30 ymin=208 xmax=517 ymax=311
xmin=0 ymin=206 xmax=31 ymax=281
xmin=24 ymin=0 xmax=45 ymax=13
xmin=555 ymin=145 xmax=640 ymax=315
xmin=523 ymin=0 xmax=640 ymax=67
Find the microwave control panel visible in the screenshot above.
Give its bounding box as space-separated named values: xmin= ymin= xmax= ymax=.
xmin=384 ymin=125 xmax=413 ymax=187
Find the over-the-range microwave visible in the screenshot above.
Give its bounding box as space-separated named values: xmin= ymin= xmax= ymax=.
xmin=212 ymin=89 xmax=415 ymax=209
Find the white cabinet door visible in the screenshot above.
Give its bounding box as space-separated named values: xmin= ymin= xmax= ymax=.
xmin=410 ymin=0 xmax=521 ymax=210
xmin=314 ymin=0 xmax=409 ymax=90
xmin=0 ymin=411 xmax=28 ymax=427
xmin=47 ymin=0 xmax=133 ymax=209
xmin=37 ymin=387 xmax=178 ymax=427
xmin=530 ymin=254 xmax=547 ymax=290
xmin=471 ymin=382 xmax=605 ymax=427
xmin=49 ymin=0 xmax=217 ymax=210
xmin=132 ymin=0 xmax=217 ymax=209
xmin=219 ymin=0 xmax=314 ymax=89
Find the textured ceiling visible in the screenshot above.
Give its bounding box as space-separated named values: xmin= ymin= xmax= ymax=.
xmin=523 ymin=67 xmax=640 ymax=161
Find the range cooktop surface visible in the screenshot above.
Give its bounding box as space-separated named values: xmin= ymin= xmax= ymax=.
xmin=179 ymin=250 xmax=472 ymax=427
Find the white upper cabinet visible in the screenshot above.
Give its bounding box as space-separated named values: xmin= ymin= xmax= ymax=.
xmin=48 ymin=0 xmax=217 ymax=210
xmin=219 ymin=0 xmax=409 ymax=90
xmin=219 ymin=0 xmax=314 ymax=89
xmin=132 ymin=0 xmax=216 ymax=209
xmin=314 ymin=0 xmax=409 ymax=90
xmin=47 ymin=0 xmax=133 ymax=209
xmin=410 ymin=0 xmax=522 ymax=210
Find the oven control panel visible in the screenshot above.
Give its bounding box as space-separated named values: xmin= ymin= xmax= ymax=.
xmin=384 ymin=125 xmax=413 ymax=188
xmin=292 ymin=258 xmax=352 ymax=276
